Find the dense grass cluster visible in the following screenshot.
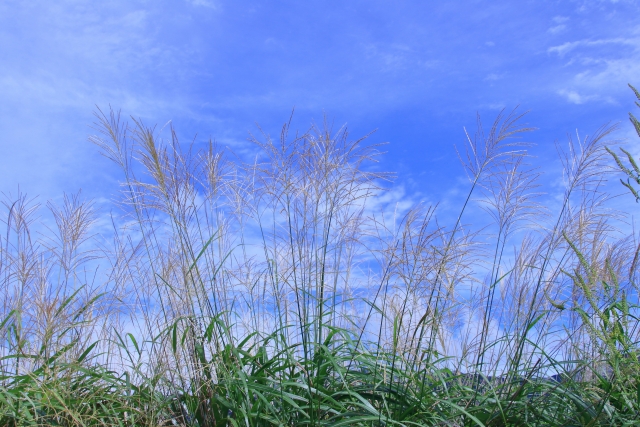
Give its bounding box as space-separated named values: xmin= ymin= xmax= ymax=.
xmin=1 ymin=91 xmax=640 ymax=426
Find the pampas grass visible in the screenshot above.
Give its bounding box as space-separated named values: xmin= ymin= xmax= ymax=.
xmin=0 ymin=96 xmax=639 ymax=426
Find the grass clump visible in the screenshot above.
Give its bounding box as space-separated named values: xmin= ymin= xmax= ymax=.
xmin=1 ymin=91 xmax=640 ymax=425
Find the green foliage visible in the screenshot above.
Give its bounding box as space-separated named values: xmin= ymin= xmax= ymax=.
xmin=4 ymin=307 xmax=639 ymax=426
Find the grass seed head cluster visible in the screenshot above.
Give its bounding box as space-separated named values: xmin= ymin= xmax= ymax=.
xmin=1 ymin=94 xmax=639 ymax=426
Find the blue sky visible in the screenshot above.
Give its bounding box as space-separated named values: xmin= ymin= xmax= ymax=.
xmin=1 ymin=0 xmax=639 ymax=207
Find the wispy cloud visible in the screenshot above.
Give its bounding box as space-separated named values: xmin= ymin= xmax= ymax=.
xmin=1 ymin=0 xmax=638 ymax=206
xmin=548 ymin=33 xmax=640 ymax=104
xmin=548 ymin=16 xmax=569 ymax=35
xmin=548 ymin=37 xmax=638 ymax=57
xmin=0 ymin=1 xmax=204 ymax=199
xmin=548 ymin=24 xmax=567 ymax=34
xmin=557 ymin=89 xmax=595 ymax=104
xmin=186 ymin=0 xmax=219 ymax=9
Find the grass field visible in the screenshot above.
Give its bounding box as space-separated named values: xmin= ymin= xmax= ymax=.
xmin=1 ymin=91 xmax=640 ymax=426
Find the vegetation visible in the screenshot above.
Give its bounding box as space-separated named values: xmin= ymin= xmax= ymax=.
xmin=1 ymin=89 xmax=640 ymax=426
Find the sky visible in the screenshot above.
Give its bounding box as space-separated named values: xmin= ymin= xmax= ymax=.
xmin=1 ymin=0 xmax=639 ymax=210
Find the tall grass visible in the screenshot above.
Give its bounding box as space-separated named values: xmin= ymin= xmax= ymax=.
xmin=0 ymin=97 xmax=639 ymax=426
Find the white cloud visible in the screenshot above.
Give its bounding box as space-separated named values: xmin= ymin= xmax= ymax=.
xmin=558 ymin=89 xmax=593 ymax=104
xmin=0 ymin=1 xmax=203 ymax=200
xmin=186 ymin=0 xmax=219 ymax=9
xmin=549 ymin=34 xmax=640 ymax=104
xmin=552 ymin=15 xmax=569 ymax=24
xmin=548 ymin=24 xmax=567 ymax=34
xmin=548 ymin=37 xmax=638 ymax=57
xmin=577 ymin=57 xmax=640 ymax=87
